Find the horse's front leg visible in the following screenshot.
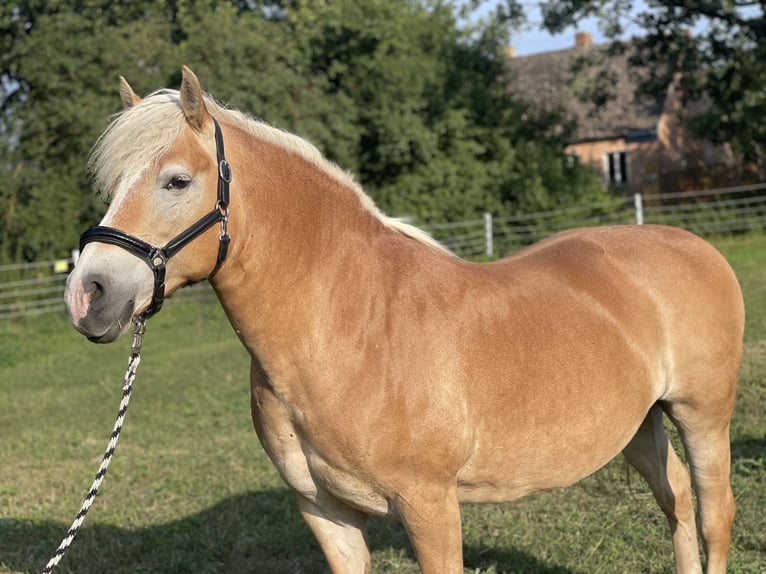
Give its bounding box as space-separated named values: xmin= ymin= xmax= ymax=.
xmin=395 ymin=485 xmax=464 ymax=574
xmin=294 ymin=492 xmax=371 ymax=574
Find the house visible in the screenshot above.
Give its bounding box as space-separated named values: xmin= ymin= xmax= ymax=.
xmin=506 ymin=32 xmax=734 ymax=197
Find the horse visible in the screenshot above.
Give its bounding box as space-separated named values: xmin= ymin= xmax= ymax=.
xmin=64 ymin=66 xmax=744 ymax=574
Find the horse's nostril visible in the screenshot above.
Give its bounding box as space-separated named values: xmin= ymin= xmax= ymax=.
xmin=87 ymin=280 xmax=104 ymax=302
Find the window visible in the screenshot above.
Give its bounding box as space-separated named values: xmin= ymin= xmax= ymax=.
xmin=604 ymin=151 xmax=629 ymax=186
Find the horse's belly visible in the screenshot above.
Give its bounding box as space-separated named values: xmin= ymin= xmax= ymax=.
xmin=455 ymin=432 xmax=633 ymax=503
xmin=451 ymin=288 xmax=663 ymax=503
xmin=455 ymin=378 xmax=655 ymax=503
xmin=456 ymin=445 xmax=619 ymax=504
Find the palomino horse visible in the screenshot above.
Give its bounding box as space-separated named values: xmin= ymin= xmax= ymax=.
xmin=65 ymin=67 xmax=744 ymax=574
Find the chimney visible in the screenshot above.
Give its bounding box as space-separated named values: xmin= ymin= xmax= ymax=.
xmin=575 ymin=31 xmax=592 ymax=48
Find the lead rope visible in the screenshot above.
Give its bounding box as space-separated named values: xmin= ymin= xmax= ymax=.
xmin=42 ymin=318 xmax=147 ymax=574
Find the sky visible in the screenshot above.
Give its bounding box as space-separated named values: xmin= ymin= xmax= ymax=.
xmin=489 ymin=0 xmax=646 ymax=56
xmin=503 ymin=2 xmax=620 ymax=56
xmin=510 ymin=20 xmax=606 ymax=56
xmin=503 ymin=1 xmax=763 ymax=56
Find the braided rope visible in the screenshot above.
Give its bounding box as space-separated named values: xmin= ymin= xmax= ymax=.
xmin=42 ymin=319 xmax=147 ymax=574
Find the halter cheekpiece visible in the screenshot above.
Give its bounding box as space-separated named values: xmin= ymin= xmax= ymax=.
xmin=80 ymin=118 xmax=232 ymax=320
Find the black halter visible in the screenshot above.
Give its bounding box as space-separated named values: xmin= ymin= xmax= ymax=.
xmin=80 ymin=118 xmax=232 ymax=321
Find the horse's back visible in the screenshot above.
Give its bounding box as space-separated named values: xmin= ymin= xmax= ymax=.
xmin=498 ymin=225 xmax=743 ymax=342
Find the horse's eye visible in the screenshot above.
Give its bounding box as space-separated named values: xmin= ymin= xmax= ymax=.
xmin=166 ymin=175 xmax=191 ymax=191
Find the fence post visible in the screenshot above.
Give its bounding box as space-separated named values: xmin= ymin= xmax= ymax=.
xmin=633 ymin=192 xmax=644 ymax=225
xmin=484 ymin=212 xmax=493 ymax=258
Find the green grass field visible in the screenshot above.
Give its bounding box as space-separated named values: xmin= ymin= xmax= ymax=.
xmin=1 ymin=234 xmax=765 ymax=573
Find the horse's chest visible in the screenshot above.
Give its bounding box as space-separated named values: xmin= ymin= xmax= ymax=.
xmin=251 ymin=386 xmax=390 ymax=516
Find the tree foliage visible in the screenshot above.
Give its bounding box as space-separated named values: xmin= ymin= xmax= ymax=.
xmin=540 ymin=0 xmax=766 ymax=164
xmin=0 ymin=0 xmax=609 ymax=263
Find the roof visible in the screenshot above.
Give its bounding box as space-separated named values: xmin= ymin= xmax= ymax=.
xmin=506 ymin=41 xmax=665 ymax=143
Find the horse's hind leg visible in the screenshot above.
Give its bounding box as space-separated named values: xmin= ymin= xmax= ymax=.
xmin=664 ymin=399 xmax=736 ymax=574
xmin=294 ymin=493 xmax=371 ymax=574
xmin=623 ymin=404 xmax=702 ymax=574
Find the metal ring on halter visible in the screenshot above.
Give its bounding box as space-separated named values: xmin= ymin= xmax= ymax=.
xmin=219 ymin=159 xmax=232 ymax=184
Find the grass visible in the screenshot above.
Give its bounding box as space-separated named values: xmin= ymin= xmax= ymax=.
xmin=1 ymin=234 xmax=765 ymax=573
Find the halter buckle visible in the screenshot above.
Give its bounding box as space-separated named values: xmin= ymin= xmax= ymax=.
xmin=219 ymin=159 xmax=232 ymax=184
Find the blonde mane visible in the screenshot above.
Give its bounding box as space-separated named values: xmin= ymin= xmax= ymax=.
xmin=89 ymin=89 xmax=451 ymax=255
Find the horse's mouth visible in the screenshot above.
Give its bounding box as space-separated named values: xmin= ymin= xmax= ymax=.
xmin=82 ymin=299 xmax=135 ymax=344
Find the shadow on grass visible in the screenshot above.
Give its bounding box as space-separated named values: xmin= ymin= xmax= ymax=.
xmin=732 ymin=435 xmax=766 ymax=462
xmin=1 ymin=488 xmax=575 ymax=574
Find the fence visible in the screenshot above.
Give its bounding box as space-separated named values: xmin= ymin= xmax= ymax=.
xmin=3 ymin=182 xmax=766 ymax=320
xmin=424 ymin=182 xmax=766 ymax=258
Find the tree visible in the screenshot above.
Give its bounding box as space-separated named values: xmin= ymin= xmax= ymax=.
xmin=1 ymin=0 xmax=612 ymax=263
xmin=271 ymin=0 xmax=608 ymax=225
xmin=0 ymin=2 xmax=179 ymax=262
xmin=538 ymin=0 xmax=766 ymax=166
xmin=177 ymin=2 xmax=364 ymax=175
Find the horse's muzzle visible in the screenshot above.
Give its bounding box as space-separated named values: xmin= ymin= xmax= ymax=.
xmin=65 ymin=270 xmax=138 ymax=343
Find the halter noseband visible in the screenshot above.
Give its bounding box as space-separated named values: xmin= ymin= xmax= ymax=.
xmin=79 ymin=118 xmax=232 ymax=321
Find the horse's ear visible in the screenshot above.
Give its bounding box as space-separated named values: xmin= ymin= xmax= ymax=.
xmin=119 ymin=76 xmax=142 ymax=109
xmin=179 ymin=65 xmax=210 ymax=132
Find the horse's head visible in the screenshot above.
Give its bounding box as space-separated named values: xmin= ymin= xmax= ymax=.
xmin=65 ymin=66 xmax=231 ymax=342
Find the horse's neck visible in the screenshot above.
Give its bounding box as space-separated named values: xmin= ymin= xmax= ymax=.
xmin=210 ymin=144 xmax=397 ymax=374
